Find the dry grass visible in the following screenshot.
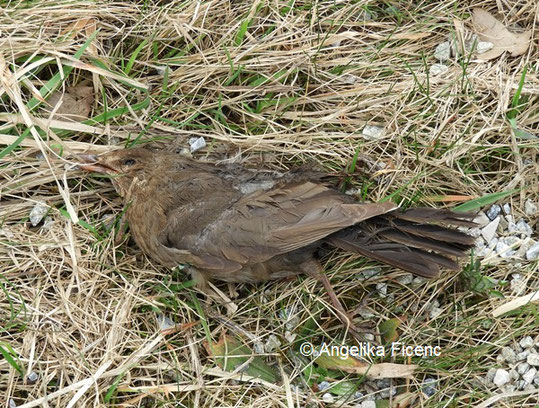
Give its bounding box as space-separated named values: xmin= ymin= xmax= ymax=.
xmin=1 ymin=0 xmax=538 ymax=407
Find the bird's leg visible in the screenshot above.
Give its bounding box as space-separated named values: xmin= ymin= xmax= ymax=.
xmin=227 ymin=282 xmax=239 ymax=299
xmin=301 ymin=260 xmax=369 ymax=342
xmin=187 ymin=266 xmax=238 ymax=315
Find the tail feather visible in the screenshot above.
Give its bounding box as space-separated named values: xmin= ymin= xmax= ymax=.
xmin=327 ymin=207 xmax=476 ymax=277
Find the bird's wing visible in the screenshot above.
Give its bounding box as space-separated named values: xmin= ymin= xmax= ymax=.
xmin=161 ymin=181 xmax=397 ymax=273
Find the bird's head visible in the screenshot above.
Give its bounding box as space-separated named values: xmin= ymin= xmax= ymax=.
xmin=78 ymin=148 xmax=157 ymax=198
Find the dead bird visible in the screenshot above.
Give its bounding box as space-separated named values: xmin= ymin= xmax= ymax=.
xmin=79 ymin=148 xmax=476 ymax=335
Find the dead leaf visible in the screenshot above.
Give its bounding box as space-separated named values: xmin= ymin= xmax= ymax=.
xmin=43 ymin=82 xmax=94 ymax=121
xmin=472 ymin=8 xmax=531 ymax=60
xmin=315 ymin=351 xmax=418 ymax=379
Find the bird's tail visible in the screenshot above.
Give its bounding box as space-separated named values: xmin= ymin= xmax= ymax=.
xmin=326 ymin=208 xmax=477 ymax=277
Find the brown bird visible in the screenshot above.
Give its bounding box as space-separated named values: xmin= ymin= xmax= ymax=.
xmin=79 ymin=148 xmax=476 ymax=333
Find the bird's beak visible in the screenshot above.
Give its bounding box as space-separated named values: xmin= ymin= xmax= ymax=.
xmin=77 ymin=154 xmax=117 ymax=174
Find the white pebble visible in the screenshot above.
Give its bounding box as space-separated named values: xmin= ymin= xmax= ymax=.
xmin=29 ymin=202 xmax=48 ymax=226
xmin=318 ymin=381 xmax=330 ymax=391
xmin=493 ymin=369 xmax=511 ymax=387
xmin=502 ymin=203 xmax=511 ymax=215
xmin=527 ymin=354 xmax=539 ymax=366
xmin=361 ymin=401 xmax=376 ymax=408
xmin=264 ymin=334 xmax=282 ymax=353
xmin=481 ymin=218 xmax=500 ymax=243
xmin=517 ymin=362 xmax=530 ymax=375
xmin=526 ymin=243 xmax=539 ymax=261
xmin=501 ymin=347 xmax=517 ymax=364
xmin=188 ymin=136 xmax=206 ymax=153
xmin=396 ymin=273 xmax=413 ymax=285
xmin=322 ymin=393 xmax=334 ymax=403
xmin=523 ymin=368 xmax=537 ymax=384
xmin=473 ymin=212 xmax=490 ymax=226
xmin=429 ymin=63 xmax=448 ymax=76
xmin=516 ymin=219 xmax=533 ymax=237
xmin=362 ymin=125 xmax=385 ymax=140
xmin=434 ymin=42 xmax=451 ymax=61
xmin=496 ymin=241 xmax=514 ymax=258
xmin=524 ymin=200 xmax=538 ymax=216
xmin=511 ymin=274 xmax=526 ymax=296
xmin=156 ymin=314 xmax=175 ymax=331
xmin=376 ymin=283 xmax=387 ymax=296
xmin=520 ymin=337 xmax=535 ymax=349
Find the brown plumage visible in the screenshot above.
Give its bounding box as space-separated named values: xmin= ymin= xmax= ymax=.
xmin=79 ymin=148 xmax=475 ymax=331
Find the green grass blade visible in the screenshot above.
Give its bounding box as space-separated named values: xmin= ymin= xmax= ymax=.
xmin=124 ymin=39 xmax=148 ymax=76
xmin=454 ymin=189 xmax=520 ymax=212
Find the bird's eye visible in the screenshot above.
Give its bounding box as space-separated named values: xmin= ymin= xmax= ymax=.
xmin=124 ymin=159 xmax=136 ymax=166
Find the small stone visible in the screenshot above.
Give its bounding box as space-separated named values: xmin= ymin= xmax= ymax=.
xmin=364 ymin=333 xmax=375 ymax=342
xmin=429 ymin=63 xmax=448 ymax=76
xmin=527 ymin=354 xmax=539 ymax=366
xmin=29 ymin=202 xmax=48 ymax=226
xmin=358 ymin=308 xmax=376 ymax=319
xmin=379 ymin=387 xmax=397 ymax=398
xmin=318 ymin=381 xmax=331 ymax=391
xmin=396 ymin=273 xmax=413 ymax=285
xmin=41 ymin=216 xmax=55 ymax=231
xmin=517 ymin=362 xmax=530 ymax=375
xmin=511 ymin=274 xmax=526 ymax=296
xmin=516 ymin=238 xmax=536 ymax=259
xmin=517 ymin=350 xmax=530 ymax=361
xmin=8 ymin=399 xmax=16 ymax=408
xmin=468 ymin=227 xmax=482 ymax=238
xmin=422 ymin=377 xmax=437 ymax=397
xmin=535 ymin=377 xmax=539 ymax=386
xmin=508 ymin=222 xmax=518 ymax=234
xmin=516 ymin=379 xmax=527 ymax=390
xmin=361 ymin=401 xmax=376 ymax=408
xmin=434 ymin=42 xmax=451 ymax=61
xmin=322 ymin=393 xmax=334 ymax=403
xmin=486 ymin=205 xmax=502 ymax=220
xmin=26 ymin=371 xmax=38 ymax=384
xmin=526 ymin=243 xmax=539 ymax=261
xmin=354 ymin=391 xmax=364 ymax=399
xmin=502 ymin=203 xmax=511 ymax=215
xmin=264 ymin=334 xmax=282 ymax=353
xmin=496 ymin=241 xmax=514 ymax=258
xmin=362 ymin=125 xmax=385 ymax=140
xmin=510 ymin=368 xmax=520 ymax=380
xmin=362 ymin=267 xmax=381 ymax=278
xmin=188 ymin=136 xmax=206 ymax=153
xmin=493 ymin=369 xmax=511 ymax=387
xmin=284 ymin=331 xmax=296 ymax=343
xmin=429 ymin=306 xmax=443 ymax=319
xmin=487 ymin=368 xmax=497 ymax=381
xmin=376 ymin=283 xmax=387 ymax=296
xmin=524 ymin=200 xmax=538 ymax=216
xmin=520 ymin=337 xmax=535 ymax=349
xmin=476 ymin=41 xmax=494 ymax=54
xmin=497 ymin=216 xmax=508 ymax=232
xmin=156 ymin=314 xmax=175 ymax=331
xmin=413 ymin=276 xmax=427 ymax=285
xmin=473 ymin=212 xmax=490 ymax=226
xmin=481 ymin=218 xmax=500 ymax=243
xmin=516 ymin=219 xmax=533 ymax=237
xmin=523 ymin=367 xmax=537 ymax=383
xmin=501 ymin=384 xmax=516 ymax=393
xmin=501 ymin=347 xmax=517 ymax=364
xmin=524 ymin=383 xmax=536 ymax=391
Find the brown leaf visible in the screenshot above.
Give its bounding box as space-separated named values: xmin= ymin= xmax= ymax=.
xmin=43 ymin=83 xmax=94 ymax=121
xmin=315 ymin=351 xmax=418 ymax=379
xmin=472 ymin=8 xmax=531 ymax=60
